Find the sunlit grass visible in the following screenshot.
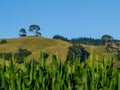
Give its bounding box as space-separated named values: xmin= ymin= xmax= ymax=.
xmin=0 ymin=36 xmax=71 ymax=63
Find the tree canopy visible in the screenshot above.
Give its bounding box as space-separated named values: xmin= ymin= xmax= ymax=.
xmin=101 ymin=35 xmax=113 ymax=45
xmin=19 ymin=28 xmax=27 ymax=37
xmin=53 ymin=35 xmax=70 ymax=42
xmin=29 ymin=24 xmax=41 ymax=36
xmin=66 ymin=44 xmax=90 ymax=63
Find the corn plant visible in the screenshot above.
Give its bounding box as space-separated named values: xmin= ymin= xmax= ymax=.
xmin=0 ymin=54 xmax=119 ymax=90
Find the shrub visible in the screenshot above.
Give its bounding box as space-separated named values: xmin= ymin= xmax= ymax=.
xmin=14 ymin=48 xmax=32 ymax=63
xmin=105 ymin=42 xmax=120 ymax=60
xmin=0 ymin=40 xmax=8 ymax=44
xmin=0 ymin=48 xmax=32 ymax=63
xmin=66 ymin=44 xmax=90 ymax=62
xmin=0 ymin=52 xmax=12 ymax=60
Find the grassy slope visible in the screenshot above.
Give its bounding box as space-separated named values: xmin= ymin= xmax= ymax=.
xmin=0 ymin=36 xmax=108 ymax=63
xmin=0 ymin=36 xmax=71 ymax=63
xmin=83 ymin=45 xmax=106 ymax=56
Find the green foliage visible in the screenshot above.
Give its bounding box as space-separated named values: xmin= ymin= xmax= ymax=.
xmin=66 ymin=44 xmax=90 ymax=62
xmin=42 ymin=52 xmax=49 ymax=60
xmin=0 ymin=52 xmax=12 ymax=60
xmin=19 ymin=28 xmax=27 ymax=37
xmin=71 ymin=37 xmax=103 ymax=46
xmin=29 ymin=24 xmax=41 ymax=36
xmin=70 ymin=35 xmax=120 ymax=46
xmin=116 ymin=50 xmax=120 ymax=60
xmin=101 ymin=34 xmax=113 ymax=45
xmin=105 ymin=42 xmax=120 ymax=60
xmin=0 ymin=40 xmax=8 ymax=44
xmin=0 ymin=54 xmax=119 ymax=90
xmin=0 ymin=49 xmax=32 ymax=63
xmin=14 ymin=48 xmax=32 ymax=63
xmin=53 ymin=35 xmax=70 ymax=42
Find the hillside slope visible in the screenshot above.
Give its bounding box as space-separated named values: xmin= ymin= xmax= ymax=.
xmin=0 ymin=36 xmax=71 ymax=63
xmin=0 ymin=36 xmax=108 ymax=63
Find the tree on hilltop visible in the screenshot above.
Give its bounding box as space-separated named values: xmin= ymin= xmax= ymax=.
xmin=19 ymin=28 xmax=27 ymax=37
xmin=101 ymin=35 xmax=113 ymax=45
xmin=29 ymin=24 xmax=41 ymax=36
xmin=53 ymin=35 xmax=70 ymax=42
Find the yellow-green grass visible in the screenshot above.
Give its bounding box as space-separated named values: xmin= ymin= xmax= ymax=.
xmin=83 ymin=44 xmax=117 ymax=66
xmin=0 ymin=36 xmax=113 ymax=63
xmin=0 ymin=36 xmax=71 ymax=63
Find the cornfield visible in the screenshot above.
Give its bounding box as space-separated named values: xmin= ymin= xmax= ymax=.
xmin=0 ymin=54 xmax=120 ymax=90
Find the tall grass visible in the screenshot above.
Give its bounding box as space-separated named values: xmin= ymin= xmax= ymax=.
xmin=0 ymin=54 xmax=120 ymax=90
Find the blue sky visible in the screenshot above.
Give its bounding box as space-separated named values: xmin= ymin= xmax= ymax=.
xmin=0 ymin=0 xmax=120 ymax=39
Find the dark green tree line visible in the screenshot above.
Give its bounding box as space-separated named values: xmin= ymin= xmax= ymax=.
xmin=53 ymin=35 xmax=70 ymax=42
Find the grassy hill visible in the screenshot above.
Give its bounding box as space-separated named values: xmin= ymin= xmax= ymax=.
xmin=0 ymin=36 xmax=71 ymax=63
xmin=0 ymin=36 xmax=109 ymax=63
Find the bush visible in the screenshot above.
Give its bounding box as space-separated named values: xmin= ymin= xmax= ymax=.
xmin=0 ymin=48 xmax=32 ymax=63
xmin=0 ymin=40 xmax=8 ymax=44
xmin=105 ymin=42 xmax=120 ymax=60
xmin=66 ymin=44 xmax=90 ymax=62
xmin=0 ymin=52 xmax=12 ymax=60
xmin=14 ymin=48 xmax=32 ymax=63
